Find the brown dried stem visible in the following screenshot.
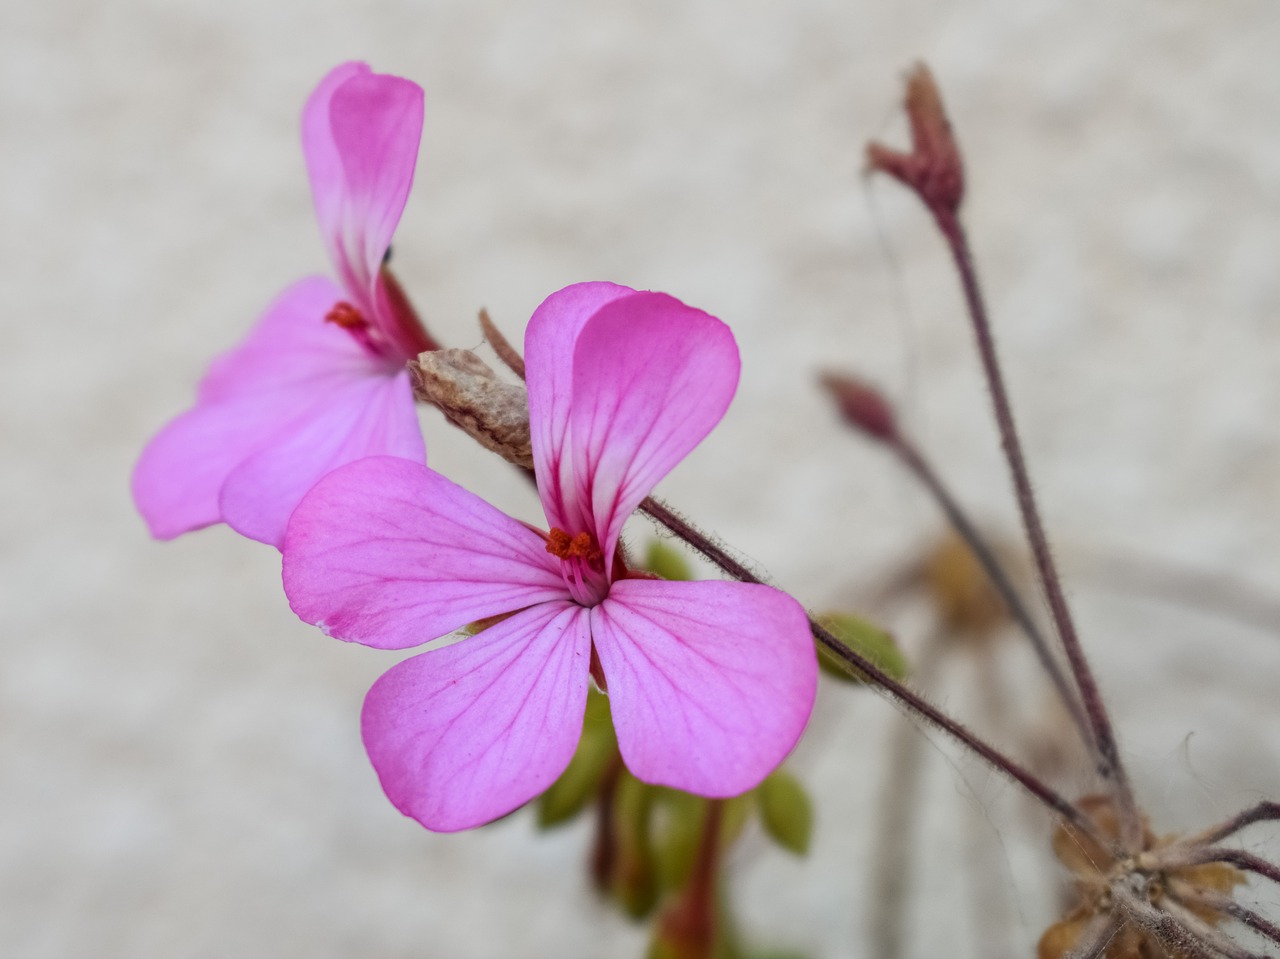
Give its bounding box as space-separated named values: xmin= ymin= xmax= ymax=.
xmin=479 ymin=308 xmax=526 ymax=380
xmin=1121 ymin=891 xmax=1264 ymax=959
xmin=1179 ymin=849 xmax=1280 ymax=888
xmin=1170 ymin=886 xmax=1280 ymax=952
xmin=1184 ymin=802 xmax=1280 ymax=850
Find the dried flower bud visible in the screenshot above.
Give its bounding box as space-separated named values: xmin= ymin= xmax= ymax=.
xmin=866 ymin=63 xmax=965 ymax=220
xmin=410 ymin=349 xmax=533 ymax=468
xmin=820 ymin=372 xmax=898 ymax=443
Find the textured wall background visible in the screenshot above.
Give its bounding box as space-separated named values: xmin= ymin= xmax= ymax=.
xmin=5 ymin=1 xmax=1280 ymax=956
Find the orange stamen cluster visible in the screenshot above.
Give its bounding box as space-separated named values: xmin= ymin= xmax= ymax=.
xmin=546 ymin=527 xmax=603 ymax=566
xmin=324 ymin=301 xmax=370 ymax=330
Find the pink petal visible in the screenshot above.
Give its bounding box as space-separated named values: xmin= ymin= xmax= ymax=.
xmin=218 ymin=369 xmax=424 ymax=546
xmin=300 ymin=62 xmax=368 ymax=274
xmin=283 ymin=457 xmax=569 ymax=649
xmin=569 ymin=294 xmax=740 ymax=559
xmin=523 ymin=281 xmax=634 ymax=533
xmin=302 ymin=62 xmax=423 ymax=356
xmin=132 ymin=277 xmax=410 ymax=542
xmin=591 ymin=579 xmax=817 ymax=797
xmin=362 ymin=601 xmax=592 ymax=831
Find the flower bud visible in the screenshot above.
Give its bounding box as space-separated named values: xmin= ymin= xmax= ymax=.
xmin=820 ymin=372 xmax=898 ymax=443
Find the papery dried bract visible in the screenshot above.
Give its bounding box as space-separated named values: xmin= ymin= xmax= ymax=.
xmin=1039 ymin=795 xmax=1245 ymax=959
xmin=411 ymin=349 xmax=533 ymax=468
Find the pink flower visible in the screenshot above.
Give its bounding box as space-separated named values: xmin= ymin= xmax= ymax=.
xmin=132 ymin=62 xmax=433 ymax=547
xmin=282 ymin=282 xmax=818 ymax=831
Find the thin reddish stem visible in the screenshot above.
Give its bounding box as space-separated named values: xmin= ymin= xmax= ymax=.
xmin=1169 ymin=847 xmax=1280 ymax=888
xmin=934 ymin=208 xmax=1141 ymax=848
xmin=1184 ymin=801 xmax=1280 ymax=850
xmin=1170 ymin=886 xmax=1280 ymax=952
xmin=891 ymin=434 xmax=1095 ymax=755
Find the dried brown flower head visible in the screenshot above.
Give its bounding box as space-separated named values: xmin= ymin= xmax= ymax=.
xmin=1040 ymin=794 xmax=1261 ymax=959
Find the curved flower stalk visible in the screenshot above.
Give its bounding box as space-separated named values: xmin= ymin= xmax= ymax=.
xmin=282 ymin=282 xmax=818 ymax=831
xmin=132 ymin=62 xmax=434 ymax=547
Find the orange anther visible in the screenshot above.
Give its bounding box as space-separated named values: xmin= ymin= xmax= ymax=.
xmin=324 ymin=301 xmax=369 ymax=330
xmin=546 ymin=527 xmax=603 ymax=566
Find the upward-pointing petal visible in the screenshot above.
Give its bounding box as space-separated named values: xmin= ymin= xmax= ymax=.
xmin=303 ymin=62 xmax=423 ymax=353
xmin=524 ymin=281 xmax=635 ymax=534
xmin=569 ymin=294 xmax=740 ymax=559
xmin=283 ymin=457 xmax=568 ymax=649
xmin=301 ymin=62 xmax=368 ymax=266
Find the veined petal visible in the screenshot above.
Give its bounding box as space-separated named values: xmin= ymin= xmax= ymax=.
xmin=523 ymin=281 xmax=634 ymax=533
xmin=591 ymin=579 xmax=817 ymax=797
xmin=569 ymin=294 xmax=739 ymax=559
xmin=198 ymin=277 xmax=398 ymax=402
xmin=132 ymin=277 xmax=401 ymax=541
xmin=283 ymin=457 xmax=568 ymax=649
xmin=362 ymin=602 xmax=592 ymax=831
xmin=303 ymin=62 xmax=423 ymax=354
xmin=301 ymin=62 xmax=368 ymax=276
xmin=219 ymin=369 xmax=424 ymax=547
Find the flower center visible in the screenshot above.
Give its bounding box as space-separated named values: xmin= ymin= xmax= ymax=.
xmin=324 ymin=300 xmax=387 ymax=359
xmin=545 ymin=528 xmax=603 ymax=567
xmin=546 ymin=527 xmax=609 ymax=606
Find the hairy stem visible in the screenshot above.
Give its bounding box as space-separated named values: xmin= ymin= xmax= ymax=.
xmin=891 ymin=433 xmax=1095 ymax=754
xmin=1184 ymin=802 xmax=1280 ymax=850
xmin=1170 ymin=847 xmax=1280 ymax=887
xmin=933 ymin=208 xmax=1140 ymax=846
xmin=1170 ymin=885 xmax=1280 ymax=951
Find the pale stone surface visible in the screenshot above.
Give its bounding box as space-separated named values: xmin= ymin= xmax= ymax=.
xmin=4 ymin=1 xmax=1280 ymax=957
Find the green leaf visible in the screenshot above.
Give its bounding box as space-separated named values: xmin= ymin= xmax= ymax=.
xmin=536 ymin=689 xmax=617 ymax=827
xmin=645 ymin=539 xmax=695 ymax=582
xmin=756 ymin=770 xmax=813 ymax=856
xmin=816 ymin=612 xmax=908 ymax=684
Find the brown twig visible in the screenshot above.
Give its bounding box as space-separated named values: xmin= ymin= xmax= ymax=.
xmin=478 ymin=308 xmax=526 ymax=379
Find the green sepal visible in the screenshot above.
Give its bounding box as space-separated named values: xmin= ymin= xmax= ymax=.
xmin=644 ymin=539 xmax=695 ymax=582
xmin=755 ymin=770 xmax=813 ymax=856
xmin=536 ymin=688 xmax=617 ymax=828
xmin=816 ymin=612 xmax=908 ymax=684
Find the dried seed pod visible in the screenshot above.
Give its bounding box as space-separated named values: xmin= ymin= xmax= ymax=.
xmin=411 ymin=349 xmax=533 ymax=468
xmin=1039 ymin=794 xmax=1245 ymax=959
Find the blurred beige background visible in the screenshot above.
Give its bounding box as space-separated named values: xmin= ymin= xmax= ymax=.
xmin=5 ymin=0 xmax=1280 ymax=956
